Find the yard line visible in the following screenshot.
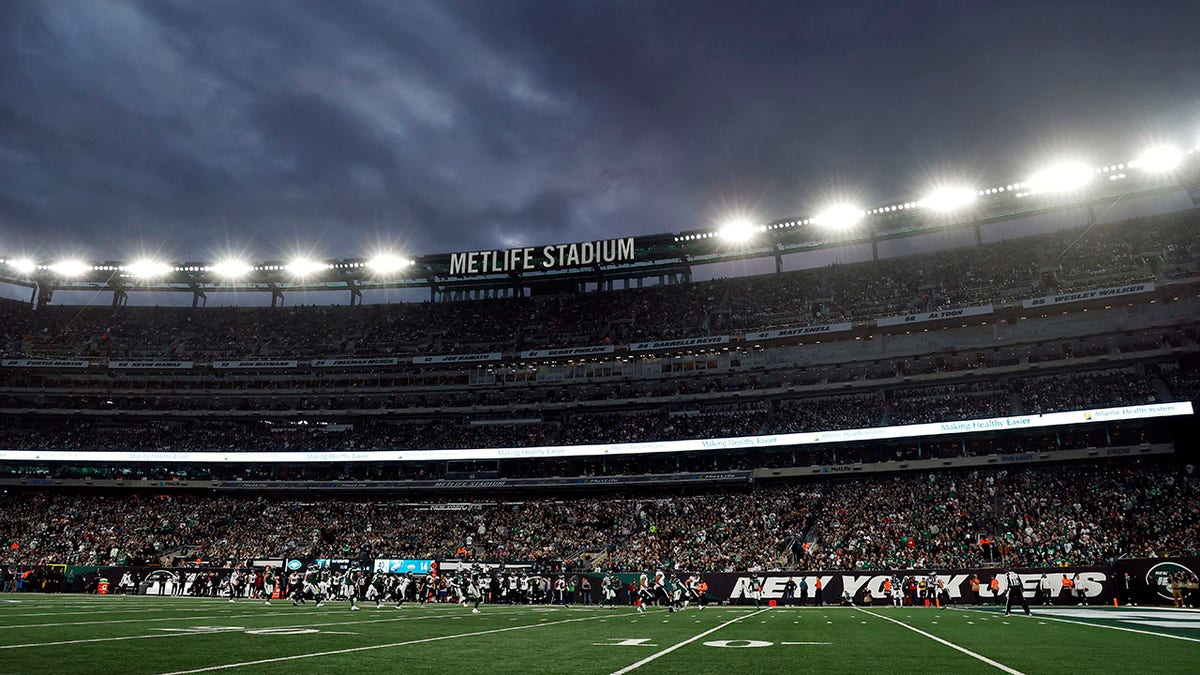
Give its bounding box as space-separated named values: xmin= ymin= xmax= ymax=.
xmin=0 ymin=608 xmax=525 ymax=650
xmin=0 ymin=601 xmax=233 ymax=611
xmin=0 ymin=609 xmax=306 ymax=629
xmin=0 ymin=606 xmax=237 ymax=615
xmin=854 ymin=607 xmax=1025 ymax=675
xmin=155 ymin=612 xmax=613 ymax=674
xmin=960 ymin=607 xmax=1200 ymax=644
xmin=0 ymin=605 xmax=180 ymax=614
xmin=0 ymin=600 xmax=336 ymax=624
xmin=608 ymin=608 xmax=771 ymax=675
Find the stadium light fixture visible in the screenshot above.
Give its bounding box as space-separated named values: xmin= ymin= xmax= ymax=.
xmin=367 ymin=253 xmax=412 ymax=274
xmin=7 ymin=258 xmax=36 ymax=275
xmin=919 ymin=186 xmax=977 ymax=212
xmin=1132 ymin=145 xmax=1184 ymax=173
xmin=124 ymin=259 xmax=173 ymax=278
xmin=1025 ymin=162 xmax=1092 ymax=193
xmin=210 ymin=259 xmax=253 ymax=279
xmin=48 ymin=259 xmax=91 ymax=277
xmin=717 ymin=219 xmax=758 ymax=242
xmin=813 ymin=204 xmax=864 ymax=230
xmin=285 ymin=258 xmax=328 ymax=276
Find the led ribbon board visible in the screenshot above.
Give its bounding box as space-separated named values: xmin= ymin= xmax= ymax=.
xmin=0 ymin=401 xmax=1189 ymax=463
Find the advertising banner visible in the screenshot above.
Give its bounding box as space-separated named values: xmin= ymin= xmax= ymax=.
xmin=27 ymin=557 xmax=1200 ymax=608
xmin=876 ymin=304 xmax=993 ymax=327
xmin=212 ymin=360 xmax=298 ymax=369
xmin=107 ymin=360 xmax=193 ymax=370
xmin=1112 ymin=557 xmax=1200 ymax=606
xmin=744 ymin=323 xmax=853 ymax=341
xmin=703 ymin=566 xmax=1112 ymax=606
xmin=372 ymin=559 xmax=435 ymax=574
xmin=519 ymin=346 xmax=616 ymax=359
xmin=311 ymin=358 xmax=399 ymax=368
xmin=629 ymin=336 xmax=730 ymax=351
xmin=413 ymin=353 xmax=502 ymax=364
xmin=0 ymin=402 xmax=1188 ymax=464
xmin=1021 ymin=282 xmax=1154 ymax=309
xmin=0 ymin=358 xmax=90 ymax=369
xmin=448 ymin=237 xmax=635 ymax=275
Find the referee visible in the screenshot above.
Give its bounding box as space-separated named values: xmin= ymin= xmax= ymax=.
xmin=1004 ymin=568 xmax=1032 ymax=617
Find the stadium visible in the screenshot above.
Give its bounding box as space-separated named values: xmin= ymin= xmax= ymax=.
xmin=1 ymin=140 xmax=1198 ymax=672
xmin=2 ymin=3 xmax=1200 ymax=674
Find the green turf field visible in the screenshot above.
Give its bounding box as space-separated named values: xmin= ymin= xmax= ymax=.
xmin=0 ymin=596 xmax=1196 ymax=674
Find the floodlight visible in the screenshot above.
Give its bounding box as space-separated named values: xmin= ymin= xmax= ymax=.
xmin=7 ymin=258 xmax=36 ymax=274
xmin=367 ymin=254 xmax=411 ymax=274
xmin=717 ymin=219 xmax=758 ymax=242
xmin=813 ymin=205 xmax=864 ymax=230
xmin=1026 ymin=163 xmax=1092 ymax=193
xmin=124 ymin=259 xmax=172 ymax=278
xmin=1134 ymin=145 xmax=1183 ymax=173
xmin=49 ymin=259 xmax=90 ymax=277
xmin=286 ymin=258 xmax=328 ymax=276
xmin=920 ymin=186 xmax=977 ymax=212
xmin=211 ymin=259 xmax=252 ymax=279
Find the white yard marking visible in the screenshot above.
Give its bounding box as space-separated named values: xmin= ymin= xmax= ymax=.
xmin=155 ymin=612 xmax=612 ymax=674
xmin=0 ymin=606 xmax=242 ymax=619
xmin=608 ymin=608 xmax=770 ymax=675
xmin=594 ymin=638 xmax=658 ymax=647
xmin=1124 ymin=621 xmax=1200 ymax=629
xmin=854 ymin=608 xmax=1025 ymax=675
xmin=1034 ymin=608 xmax=1200 ymax=620
xmin=0 ymin=610 xmax=303 ymax=629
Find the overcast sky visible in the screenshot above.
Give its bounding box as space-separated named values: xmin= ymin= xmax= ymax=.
xmin=2 ymin=0 xmax=1199 ymax=264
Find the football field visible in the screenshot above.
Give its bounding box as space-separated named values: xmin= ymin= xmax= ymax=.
xmin=0 ymin=596 xmax=1196 ymax=674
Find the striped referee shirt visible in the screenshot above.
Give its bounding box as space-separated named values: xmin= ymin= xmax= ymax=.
xmin=1005 ymin=571 xmax=1023 ymax=591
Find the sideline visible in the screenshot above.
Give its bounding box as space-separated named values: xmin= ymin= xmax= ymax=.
xmin=958 ymin=607 xmax=1200 ymax=644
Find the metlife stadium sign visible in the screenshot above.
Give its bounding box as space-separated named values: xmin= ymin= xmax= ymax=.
xmin=448 ymin=237 xmax=635 ymax=275
xmin=0 ymin=401 xmax=1189 ymax=464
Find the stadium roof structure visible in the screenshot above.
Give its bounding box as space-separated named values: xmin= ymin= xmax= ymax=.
xmin=3 ymin=146 xmax=1199 ymax=306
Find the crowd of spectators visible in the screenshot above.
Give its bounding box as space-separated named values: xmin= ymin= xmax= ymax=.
xmin=0 ymin=461 xmax=1194 ymax=573
xmin=802 ymin=463 xmax=1200 ymax=570
xmin=887 ymin=383 xmax=1012 ymax=425
xmin=1 ymin=211 xmax=1195 ymax=360
xmin=0 ymin=363 xmax=1178 ymax=455
xmin=1016 ymin=369 xmax=1159 ymax=414
xmin=1162 ymin=362 xmax=1200 ymax=402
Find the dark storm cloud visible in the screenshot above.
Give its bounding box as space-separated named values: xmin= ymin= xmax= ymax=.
xmin=0 ymin=0 xmax=1198 ymax=261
